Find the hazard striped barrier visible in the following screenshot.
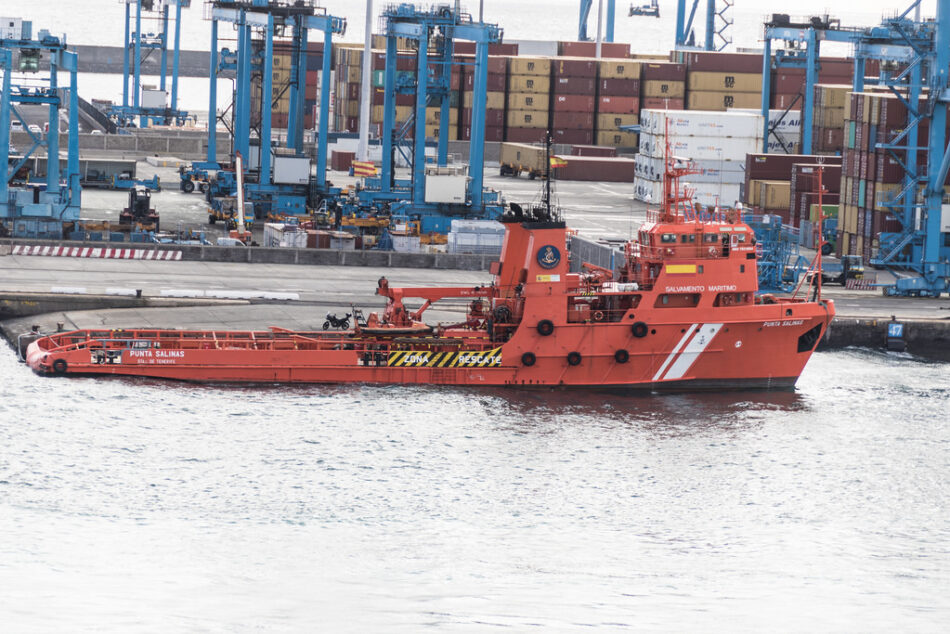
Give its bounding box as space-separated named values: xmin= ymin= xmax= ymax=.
xmin=11 ymin=245 xmax=182 ymax=260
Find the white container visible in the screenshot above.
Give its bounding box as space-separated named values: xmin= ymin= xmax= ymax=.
xmin=729 ymin=108 xmax=802 ymax=133
xmin=141 ymin=89 xmax=167 ymax=110
xmin=273 ymin=156 xmax=311 ymax=185
xmin=639 ymin=133 xmax=763 ymax=161
xmin=640 ymin=109 xmax=765 ymax=138
xmin=392 ymin=235 xmax=422 ymax=253
xmin=635 ymin=154 xmax=744 ymax=183
xmin=692 ymin=183 xmax=743 ymax=208
xmin=450 ymin=219 xmax=505 ymax=234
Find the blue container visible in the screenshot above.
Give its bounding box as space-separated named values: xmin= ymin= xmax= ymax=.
xmin=110 ymin=232 xmax=125 ymax=242
xmin=130 ymin=232 xmax=147 ymax=243
xmin=69 ymin=230 xmax=85 ymax=241
xmin=87 ymin=231 xmax=103 ymax=242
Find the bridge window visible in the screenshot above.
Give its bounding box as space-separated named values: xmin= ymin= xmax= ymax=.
xmin=660 ymin=233 xmax=677 ymax=243
xmin=703 ymin=234 xmax=719 ymax=244
xmin=655 ymin=293 xmax=700 ymax=308
xmin=680 ymin=234 xmax=696 ymax=243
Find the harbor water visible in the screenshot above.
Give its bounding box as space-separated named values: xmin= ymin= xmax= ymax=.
xmin=0 ymin=348 xmax=947 ymax=631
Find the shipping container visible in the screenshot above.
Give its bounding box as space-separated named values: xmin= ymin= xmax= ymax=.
xmin=687 ymin=72 xmax=762 ymax=92
xmin=506 ymin=109 xmax=548 ymax=128
xmin=642 ymin=80 xmax=685 ymax=99
xmin=686 ymin=91 xmax=761 ymax=111
xmin=598 ymin=96 xmax=640 ymax=114
xmin=508 ymin=56 xmax=551 ymax=76
xmin=597 ymin=59 xmax=641 ymax=79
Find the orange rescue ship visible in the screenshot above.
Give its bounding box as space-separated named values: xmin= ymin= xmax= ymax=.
xmin=26 ymin=156 xmax=835 ymax=391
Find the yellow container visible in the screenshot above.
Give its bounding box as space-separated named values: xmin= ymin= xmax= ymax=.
xmin=596 ymin=113 xmax=639 ymax=130
xmin=509 ymin=74 xmax=550 ymax=94
xmin=596 ymin=131 xmax=639 ymax=147
xmin=686 ymin=90 xmax=761 ymax=111
xmin=687 ymin=71 xmax=762 ymax=93
xmin=507 ymin=92 xmax=548 ymax=111
xmin=506 ymin=109 xmax=548 ymax=128
xmin=508 ymin=56 xmax=551 ymax=76
xmin=642 ymin=80 xmax=685 ymax=99
xmin=597 ymin=59 xmax=641 ymax=79
xmin=463 ymin=91 xmax=506 ymax=110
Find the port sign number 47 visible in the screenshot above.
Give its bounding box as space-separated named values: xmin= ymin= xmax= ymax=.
xmin=887 ymin=323 xmax=904 ymax=338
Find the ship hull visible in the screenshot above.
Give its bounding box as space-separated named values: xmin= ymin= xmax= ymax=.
xmin=25 ymin=308 xmax=831 ymax=391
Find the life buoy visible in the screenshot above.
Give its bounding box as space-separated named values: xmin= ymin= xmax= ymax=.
xmin=631 ymin=321 xmax=649 ymax=338
xmin=614 ymin=349 xmax=630 ymax=364
xmin=537 ymin=319 xmax=555 ymax=336
xmin=521 ymin=352 xmax=537 ymax=367
xmin=592 ymin=310 xmax=605 ymax=322
xmin=566 ymin=351 xmax=582 ymax=366
xmin=52 ymin=358 xmax=68 ymax=374
xmin=708 ymin=246 xmax=720 ymax=257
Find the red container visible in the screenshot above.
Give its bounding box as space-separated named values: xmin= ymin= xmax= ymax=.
xmin=506 ymin=127 xmax=547 ymax=143
xmin=877 ymin=153 xmax=904 ymax=184
xmin=558 ymin=41 xmax=630 ymax=58
xmin=571 ymin=145 xmax=617 ymax=157
xmin=682 ymin=51 xmax=763 ymax=73
xmin=551 ymin=128 xmax=594 ymax=145
xmin=464 ymin=72 xmax=507 ymax=92
xmin=597 ymin=96 xmax=639 ymax=114
xmin=372 ymin=52 xmax=416 ymax=71
xmin=553 ymin=76 xmax=596 ymax=94
xmin=744 ymin=153 xmax=842 ymax=196
xmin=553 ymin=94 xmax=596 ymax=112
xmin=330 ymin=150 xmax=355 ymax=172
xmin=555 ymin=156 xmax=636 ymax=182
xmin=773 ymin=72 xmax=805 ymax=94
xmin=641 ymin=62 xmax=686 ymax=81
xmin=554 ymin=58 xmax=598 ymax=78
xmin=641 ymin=97 xmax=684 ymax=110
xmin=552 ymin=111 xmax=594 ymax=128
xmin=461 ymin=125 xmax=504 ymax=142
xmin=453 ymin=42 xmax=519 ymax=56
xmin=597 ymin=78 xmax=640 ymax=96
xmin=462 ymin=108 xmax=505 ymax=127
xmin=771 ymin=93 xmax=802 ymax=110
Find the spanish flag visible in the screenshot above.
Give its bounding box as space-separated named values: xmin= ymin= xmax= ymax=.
xmin=352 ymin=160 xmax=377 ymax=177
xmin=549 ymin=156 xmax=568 ymax=169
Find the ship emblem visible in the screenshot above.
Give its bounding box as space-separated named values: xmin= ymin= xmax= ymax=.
xmin=537 ymin=245 xmax=561 ymax=269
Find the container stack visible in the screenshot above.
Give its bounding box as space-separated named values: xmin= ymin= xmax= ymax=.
xmin=635 ymin=109 xmax=764 ymax=207
xmin=811 ymin=84 xmax=851 ymax=154
xmin=595 ymin=58 xmax=640 ymax=148
xmin=839 ymin=91 xmax=912 ymax=260
xmin=263 ymin=223 xmax=308 ymax=248
xmin=743 ymin=153 xmax=843 ymax=223
xmin=506 ymin=56 xmax=550 ymax=143
xmin=459 ymin=54 xmax=506 ymax=142
xmin=682 ymin=51 xmax=762 ymax=112
xmin=789 ymin=163 xmax=841 ymax=228
xmin=333 ymin=44 xmax=365 ymax=133
xmin=640 ymin=62 xmax=686 ymax=111
xmin=551 ymin=58 xmax=597 ymax=146
xmin=558 ymin=40 xmax=631 ymax=59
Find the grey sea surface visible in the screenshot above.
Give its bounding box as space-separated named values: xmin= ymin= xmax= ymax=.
xmin=0 ymin=347 xmax=948 ymax=631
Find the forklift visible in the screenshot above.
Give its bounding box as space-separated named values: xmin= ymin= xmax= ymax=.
xmin=119 ymin=186 xmax=160 ymax=231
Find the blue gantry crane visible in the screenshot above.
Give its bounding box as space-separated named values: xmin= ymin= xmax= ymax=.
xmin=674 ymin=0 xmax=732 ymax=51
xmin=759 ymin=14 xmax=860 ymax=155
xmin=0 ymin=19 xmax=80 ymax=236
xmin=200 ymin=0 xmax=344 ymax=221
xmin=109 ymin=0 xmax=191 ymax=128
xmin=857 ymin=1 xmax=950 ymax=296
xmin=350 ymin=3 xmax=505 ymax=234
xmin=758 ymin=2 xmax=950 ymax=296
xmin=578 ymin=0 xmax=616 ymax=42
